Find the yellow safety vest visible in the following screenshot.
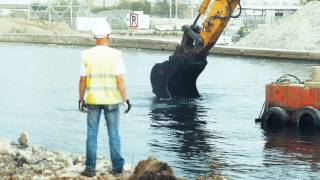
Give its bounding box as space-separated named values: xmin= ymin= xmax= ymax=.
xmin=82 ymin=46 xmax=122 ymax=105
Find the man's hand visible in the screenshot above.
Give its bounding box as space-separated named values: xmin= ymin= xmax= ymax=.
xmin=123 ymin=99 xmax=131 ymax=113
xmin=78 ymin=100 xmax=87 ymax=113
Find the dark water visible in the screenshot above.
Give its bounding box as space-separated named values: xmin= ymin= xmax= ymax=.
xmin=1 ymin=43 xmax=320 ymax=179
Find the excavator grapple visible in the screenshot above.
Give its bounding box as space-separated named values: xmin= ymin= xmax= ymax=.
xmin=150 ymin=0 xmax=241 ymax=99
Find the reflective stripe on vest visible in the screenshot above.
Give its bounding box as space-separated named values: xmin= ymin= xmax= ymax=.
xmin=86 ymin=87 xmax=117 ymax=91
xmin=87 ymin=74 xmax=115 ymax=78
xmin=86 ymin=73 xmax=120 ymax=104
xmin=86 ymin=73 xmax=117 ymax=91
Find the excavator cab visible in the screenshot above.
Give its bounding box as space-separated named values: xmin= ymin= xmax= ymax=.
xmin=150 ymin=0 xmax=241 ymax=99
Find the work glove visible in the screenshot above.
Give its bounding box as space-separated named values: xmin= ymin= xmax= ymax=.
xmin=123 ymin=99 xmax=131 ymax=113
xmin=78 ymin=100 xmax=87 ymax=113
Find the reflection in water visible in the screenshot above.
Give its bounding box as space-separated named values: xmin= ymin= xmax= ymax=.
xmin=263 ymin=129 xmax=320 ymax=177
xmin=148 ymin=98 xmax=221 ymax=178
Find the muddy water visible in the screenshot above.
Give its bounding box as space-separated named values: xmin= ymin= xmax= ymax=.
xmin=1 ymin=43 xmax=320 ymax=179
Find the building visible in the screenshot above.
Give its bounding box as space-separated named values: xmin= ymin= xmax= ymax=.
xmin=240 ymin=0 xmax=301 ymax=32
xmin=241 ymin=0 xmax=300 ymax=6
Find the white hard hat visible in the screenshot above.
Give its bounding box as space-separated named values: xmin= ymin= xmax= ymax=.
xmin=91 ymin=19 xmax=111 ymax=38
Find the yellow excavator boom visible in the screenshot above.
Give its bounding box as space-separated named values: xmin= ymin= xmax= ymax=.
xmin=200 ymin=0 xmax=240 ymax=50
xmin=150 ymin=0 xmax=241 ymax=99
xmin=198 ymin=0 xmax=211 ymax=15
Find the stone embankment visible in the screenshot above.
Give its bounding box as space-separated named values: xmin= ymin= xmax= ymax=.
xmin=1 ymin=33 xmax=320 ymax=61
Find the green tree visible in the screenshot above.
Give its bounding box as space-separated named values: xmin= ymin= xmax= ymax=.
xmin=300 ymin=0 xmax=320 ymax=4
xmin=131 ymin=0 xmax=151 ymax=14
xmin=177 ymin=4 xmax=192 ymax=18
xmin=52 ymin=0 xmax=80 ymax=15
xmin=117 ymin=0 xmax=131 ymax=9
xmin=90 ymin=0 xmax=152 ymax=14
xmin=237 ymin=26 xmax=246 ymax=38
xmin=151 ymin=0 xmax=169 ymax=17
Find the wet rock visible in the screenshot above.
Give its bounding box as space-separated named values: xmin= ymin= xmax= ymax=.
xmin=15 ymin=150 xmax=31 ymax=167
xmin=72 ymin=155 xmax=83 ymax=165
xmin=31 ymin=176 xmax=45 ymax=180
xmin=33 ymin=165 xmax=45 ymax=174
xmin=45 ymin=151 xmax=55 ymax=157
xmin=66 ymin=157 xmax=74 ymax=166
xmin=0 ymin=138 xmax=14 ymax=155
xmin=55 ymin=151 xmax=69 ymax=162
xmin=32 ymin=145 xmax=44 ymax=154
xmin=17 ymin=150 xmax=32 ymax=162
xmin=18 ymin=132 xmax=29 ymax=147
xmin=129 ymin=156 xmax=183 ymax=180
xmin=42 ymin=169 xmax=54 ymax=176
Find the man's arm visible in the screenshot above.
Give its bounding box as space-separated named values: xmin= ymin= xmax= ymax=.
xmin=115 ymin=55 xmax=130 ymax=113
xmin=79 ymin=76 xmax=86 ymax=102
xmin=116 ymin=75 xmax=128 ymax=101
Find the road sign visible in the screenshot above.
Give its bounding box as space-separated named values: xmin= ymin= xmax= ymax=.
xmin=129 ymin=13 xmax=138 ymax=28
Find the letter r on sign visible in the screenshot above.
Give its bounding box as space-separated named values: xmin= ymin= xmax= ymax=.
xmin=130 ymin=13 xmax=138 ymax=28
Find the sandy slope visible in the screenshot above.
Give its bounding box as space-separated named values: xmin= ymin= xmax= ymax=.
xmin=235 ymin=1 xmax=320 ymax=51
xmin=0 ymin=18 xmax=75 ymax=34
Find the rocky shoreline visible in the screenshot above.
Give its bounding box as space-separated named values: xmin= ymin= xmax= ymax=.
xmin=0 ymin=133 xmax=133 ymax=179
xmin=0 ymin=134 xmax=216 ymax=180
xmin=0 ymin=133 xmax=227 ymax=180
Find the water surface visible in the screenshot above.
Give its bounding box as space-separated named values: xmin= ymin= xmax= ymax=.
xmin=1 ymin=43 xmax=320 ymax=179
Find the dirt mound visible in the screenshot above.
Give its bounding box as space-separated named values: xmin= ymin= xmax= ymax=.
xmin=0 ymin=18 xmax=75 ymax=34
xmin=129 ymin=157 xmax=181 ymax=180
xmin=235 ymin=1 xmax=320 ymax=51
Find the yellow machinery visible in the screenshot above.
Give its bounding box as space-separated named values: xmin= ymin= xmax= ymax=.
xmin=150 ymin=0 xmax=241 ymax=98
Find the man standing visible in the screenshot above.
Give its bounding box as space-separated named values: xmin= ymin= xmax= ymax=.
xmin=79 ymin=20 xmax=131 ymax=177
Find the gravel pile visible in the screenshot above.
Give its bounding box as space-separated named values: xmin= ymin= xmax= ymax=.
xmin=235 ymin=1 xmax=320 ymax=51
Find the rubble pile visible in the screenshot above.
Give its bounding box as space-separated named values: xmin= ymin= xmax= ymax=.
xmin=0 ymin=133 xmax=227 ymax=179
xmin=0 ymin=134 xmax=131 ymax=179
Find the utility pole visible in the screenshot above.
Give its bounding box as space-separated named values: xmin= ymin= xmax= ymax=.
xmin=169 ymin=0 xmax=172 ymax=19
xmin=175 ymin=0 xmax=178 ymax=19
xmin=27 ymin=3 xmax=31 ymax=21
xmin=48 ymin=0 xmax=51 ymax=22
xmin=103 ymin=0 xmax=105 ymax=8
xmin=174 ymin=0 xmax=178 ymax=30
xmin=70 ymin=0 xmax=73 ymax=27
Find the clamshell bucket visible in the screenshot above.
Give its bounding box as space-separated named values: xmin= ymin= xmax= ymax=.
xmin=150 ymin=54 xmax=207 ymax=99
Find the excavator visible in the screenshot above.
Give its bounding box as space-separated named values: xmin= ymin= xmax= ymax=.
xmin=150 ymin=0 xmax=241 ymax=98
